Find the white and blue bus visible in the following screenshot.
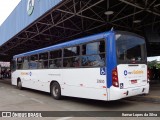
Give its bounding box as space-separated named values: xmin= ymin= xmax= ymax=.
xmin=11 ymin=31 xmax=149 ymax=101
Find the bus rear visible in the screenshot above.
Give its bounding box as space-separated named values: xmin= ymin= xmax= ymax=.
xmin=109 ymin=31 xmax=149 ymax=100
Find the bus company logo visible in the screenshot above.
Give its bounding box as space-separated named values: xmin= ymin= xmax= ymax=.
xmin=21 ymin=72 xmax=29 ymax=75
xmin=124 ymin=70 xmax=144 ymax=76
xmin=21 ymin=72 xmax=32 ymax=76
xmin=132 ymin=70 xmax=144 ymax=74
xmin=27 ymin=0 xmax=35 ymax=16
xmin=124 ymin=70 xmax=128 ymax=76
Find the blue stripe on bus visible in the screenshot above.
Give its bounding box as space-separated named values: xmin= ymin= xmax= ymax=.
xmin=106 ymin=32 xmax=117 ymax=88
xmin=13 ymin=31 xmax=113 ymax=58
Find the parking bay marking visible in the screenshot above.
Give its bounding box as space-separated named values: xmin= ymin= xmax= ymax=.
xmin=56 ymin=117 xmax=73 ymax=120
xmin=30 ymin=98 xmax=44 ymax=104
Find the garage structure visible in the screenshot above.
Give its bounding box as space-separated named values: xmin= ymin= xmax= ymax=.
xmin=1 ymin=0 xmax=160 ymax=61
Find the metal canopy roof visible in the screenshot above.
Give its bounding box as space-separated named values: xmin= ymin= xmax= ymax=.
xmin=1 ymin=0 xmax=160 ymax=61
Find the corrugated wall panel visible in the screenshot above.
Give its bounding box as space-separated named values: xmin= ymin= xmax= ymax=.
xmin=0 ymin=0 xmax=62 ymax=45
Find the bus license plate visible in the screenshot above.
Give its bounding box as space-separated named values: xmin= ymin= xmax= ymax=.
xmin=131 ymin=80 xmax=137 ymax=84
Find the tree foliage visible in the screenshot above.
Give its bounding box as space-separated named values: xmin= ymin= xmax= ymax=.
xmin=148 ymin=60 xmax=160 ymax=69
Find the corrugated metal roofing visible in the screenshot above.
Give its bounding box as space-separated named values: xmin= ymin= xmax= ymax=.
xmin=0 ymin=0 xmax=62 ymax=46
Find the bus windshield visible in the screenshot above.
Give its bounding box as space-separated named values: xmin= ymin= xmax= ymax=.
xmin=116 ymin=32 xmax=147 ymax=64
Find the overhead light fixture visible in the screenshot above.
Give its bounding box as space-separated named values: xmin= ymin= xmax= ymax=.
xmin=104 ymin=11 xmax=114 ymax=15
xmin=133 ymin=20 xmax=141 ymax=23
xmin=45 ymin=38 xmax=50 ymax=40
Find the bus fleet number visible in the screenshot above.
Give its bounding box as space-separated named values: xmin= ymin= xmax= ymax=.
xmin=97 ymin=79 xmax=105 ymax=83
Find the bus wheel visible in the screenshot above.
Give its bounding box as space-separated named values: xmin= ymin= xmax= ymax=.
xmin=17 ymin=80 xmax=23 ymax=90
xmin=51 ymin=82 xmax=61 ymax=100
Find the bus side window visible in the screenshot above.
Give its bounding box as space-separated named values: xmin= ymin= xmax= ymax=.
xmin=99 ymin=40 xmax=105 ymax=64
xmin=49 ymin=50 xmax=62 ymax=68
xmin=17 ymin=57 xmax=23 ymax=69
xmin=23 ymin=56 xmax=29 ymax=69
xmin=81 ymin=40 xmax=105 ymax=67
xmin=63 ymin=46 xmax=80 ymax=68
xmin=39 ymin=52 xmax=48 ymax=69
xmin=99 ymin=40 xmax=105 ymax=53
xmin=29 ymin=54 xmax=38 ymax=69
xmin=82 ymin=45 xmax=86 ymax=55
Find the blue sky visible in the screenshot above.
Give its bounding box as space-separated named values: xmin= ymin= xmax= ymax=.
xmin=0 ymin=0 xmax=21 ymax=26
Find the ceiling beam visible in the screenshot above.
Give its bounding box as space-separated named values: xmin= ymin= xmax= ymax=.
xmin=119 ymin=0 xmax=160 ymax=16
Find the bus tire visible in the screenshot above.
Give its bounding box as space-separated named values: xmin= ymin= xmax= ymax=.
xmin=51 ymin=82 xmax=61 ymax=100
xmin=17 ymin=79 xmax=23 ymax=90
